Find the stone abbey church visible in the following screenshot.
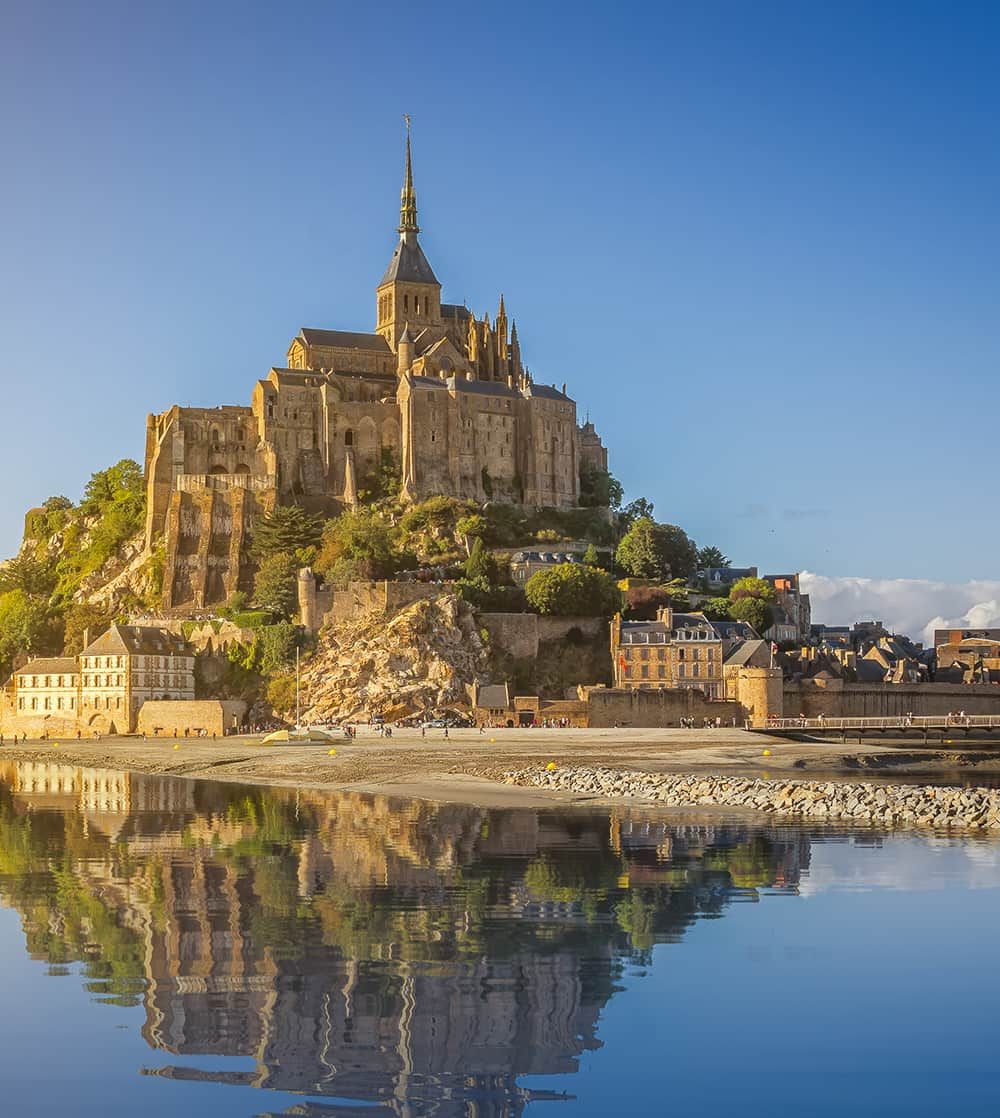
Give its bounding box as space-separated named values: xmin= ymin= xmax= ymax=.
xmin=145 ymin=129 xmax=608 ymax=609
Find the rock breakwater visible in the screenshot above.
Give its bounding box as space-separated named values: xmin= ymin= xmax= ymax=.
xmin=499 ymin=767 xmax=1000 ymax=830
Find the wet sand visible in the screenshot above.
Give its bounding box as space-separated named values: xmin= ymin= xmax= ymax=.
xmin=3 ymin=726 xmax=1000 ymax=804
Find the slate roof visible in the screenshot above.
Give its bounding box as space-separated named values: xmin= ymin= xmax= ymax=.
xmin=714 ymin=620 xmax=761 ymax=641
xmin=82 ymin=624 xmax=190 ymax=658
xmin=474 ymin=683 xmax=512 ymax=710
xmin=524 ymin=383 xmax=571 ymax=401
xmin=441 ymin=303 xmax=471 ymax=322
xmin=16 ymin=657 xmax=78 ymax=676
xmin=723 ymin=639 xmax=769 ymax=667
xmin=380 ymin=236 xmax=439 ymax=285
xmin=299 ymin=329 xmax=392 ymax=353
xmin=448 ymin=377 xmax=520 ymax=398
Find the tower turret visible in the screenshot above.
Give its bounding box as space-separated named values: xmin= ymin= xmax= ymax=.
xmin=376 ymin=117 xmax=443 ymax=347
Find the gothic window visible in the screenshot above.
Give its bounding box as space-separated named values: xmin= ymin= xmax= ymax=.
xmin=404 ymin=294 xmax=409 ymax=312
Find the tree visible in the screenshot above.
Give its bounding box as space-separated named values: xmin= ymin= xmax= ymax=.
xmin=618 ymin=497 xmax=655 ymax=531
xmin=0 ymin=554 xmax=56 ymax=598
xmin=316 ymin=509 xmax=403 ymax=584
xmin=0 ymin=590 xmax=57 ymax=677
xmin=615 ymin=519 xmax=697 ymax=581
xmin=464 ymin=537 xmax=498 ymax=586
xmin=615 ymin=517 xmax=664 ymax=579
xmin=257 ymin=622 xmax=300 ymax=676
xmin=582 ymin=543 xmax=601 ymax=567
xmin=578 ymin=464 xmax=624 ymax=510
xmin=729 ymin=595 xmax=773 ymax=636
xmin=251 ymin=506 xmax=324 ymax=562
xmin=697 ymin=546 xmax=730 ymax=570
xmin=700 ymin=596 xmax=733 ymax=622
xmin=730 ymin=577 xmax=777 ymax=604
xmin=80 ymin=459 xmax=144 ymax=514
xmin=252 ymin=553 xmax=299 ymax=619
xmin=524 ymin=563 xmax=622 ymax=617
xmin=656 ymin=524 xmax=699 ymax=581
xmin=62 ymin=602 xmax=112 ymax=654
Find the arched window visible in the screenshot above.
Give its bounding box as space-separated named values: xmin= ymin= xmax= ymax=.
xmin=404 ymin=294 xmax=409 ymax=312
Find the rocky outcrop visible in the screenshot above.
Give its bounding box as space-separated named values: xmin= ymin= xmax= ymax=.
xmin=299 ymin=593 xmax=490 ymax=722
xmin=499 ymin=766 xmax=1000 ymax=831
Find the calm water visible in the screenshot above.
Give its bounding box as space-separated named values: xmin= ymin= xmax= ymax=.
xmin=0 ymin=762 xmax=998 ymax=1117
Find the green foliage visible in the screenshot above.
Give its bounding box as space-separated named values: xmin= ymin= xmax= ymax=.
xmin=700 ymin=596 xmax=733 ymax=622
xmin=624 ymin=581 xmax=689 ymax=619
xmin=266 ymin=672 xmax=298 ymax=717
xmin=252 ymin=553 xmax=299 ymax=619
xmin=697 ymin=545 xmax=730 ymax=569
xmin=456 ymin=514 xmax=486 ymax=544
xmin=0 ymin=553 xmax=56 ymax=597
xmin=728 ymin=595 xmax=774 ymax=636
xmin=62 ymin=602 xmax=112 ymax=654
xmin=316 ymin=509 xmax=409 ymax=585
xmin=24 ymin=496 xmax=73 ymax=540
xmin=464 ymin=537 xmax=499 ymax=585
xmin=615 ymin=518 xmax=698 ymax=581
xmin=80 ymin=460 xmax=144 ymax=516
xmin=618 ymin=497 xmax=655 ymax=531
xmin=615 ymin=517 xmax=662 ymax=579
xmin=730 ymin=577 xmax=777 ymax=603
xmin=250 ymin=505 xmax=324 ymax=562
xmin=524 ymin=562 xmax=622 ymax=617
xmin=0 ymin=590 xmax=58 ymax=677
xmin=582 ymin=543 xmax=601 ymax=567
xmin=49 ymin=459 xmax=147 ymax=608
xmin=257 ymin=621 xmax=300 ymax=676
xmin=578 ymin=463 xmax=624 ymax=510
xmin=359 ymin=448 xmax=401 ymax=504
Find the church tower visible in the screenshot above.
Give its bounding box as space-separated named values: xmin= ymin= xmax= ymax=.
xmin=376 ymin=119 xmax=442 ymax=349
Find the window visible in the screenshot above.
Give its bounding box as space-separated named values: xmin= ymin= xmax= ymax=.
xmin=344 ymin=429 xmax=353 ymax=447
xmin=678 ymin=664 xmax=685 ymax=678
xmin=641 ymin=664 xmax=649 ymax=679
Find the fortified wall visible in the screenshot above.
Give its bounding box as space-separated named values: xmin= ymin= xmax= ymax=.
xmin=784 ymin=679 xmax=1000 ymax=720
xmin=587 ymin=687 xmax=742 ymax=728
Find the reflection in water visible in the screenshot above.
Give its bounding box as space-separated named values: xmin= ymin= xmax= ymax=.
xmin=0 ymin=761 xmax=815 ymax=1116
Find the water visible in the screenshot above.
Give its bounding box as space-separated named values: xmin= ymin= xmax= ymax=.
xmin=0 ymin=761 xmax=998 ymax=1117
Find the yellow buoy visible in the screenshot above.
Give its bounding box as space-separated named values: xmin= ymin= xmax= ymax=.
xmin=328 ymin=749 xmax=337 ymax=756
xmin=546 ymin=761 xmax=557 ymax=772
xmin=762 ymin=749 xmax=772 ymax=757
xmin=173 ymin=744 xmax=180 ymax=751
xmin=490 ymin=737 xmax=496 ymax=743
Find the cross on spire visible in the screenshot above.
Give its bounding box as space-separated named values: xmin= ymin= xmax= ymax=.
xmin=399 ymin=114 xmax=419 ymax=234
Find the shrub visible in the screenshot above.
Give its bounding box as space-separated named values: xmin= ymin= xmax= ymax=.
xmin=524 ymin=563 xmax=622 ymax=617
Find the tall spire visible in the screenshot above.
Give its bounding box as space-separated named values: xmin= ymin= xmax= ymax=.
xmin=398 ymin=114 xmax=419 ymax=234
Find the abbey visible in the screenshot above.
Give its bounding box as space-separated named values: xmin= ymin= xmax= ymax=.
xmin=144 ymin=128 xmax=607 ymax=610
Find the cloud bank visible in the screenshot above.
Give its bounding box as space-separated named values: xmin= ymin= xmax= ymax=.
xmin=799 ymin=572 xmax=1000 ymax=646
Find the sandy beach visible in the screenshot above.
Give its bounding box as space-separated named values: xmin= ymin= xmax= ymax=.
xmin=3 ymin=725 xmax=1000 ymax=805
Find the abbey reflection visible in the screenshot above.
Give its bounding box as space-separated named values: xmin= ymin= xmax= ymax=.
xmin=0 ymin=764 xmax=810 ymax=1115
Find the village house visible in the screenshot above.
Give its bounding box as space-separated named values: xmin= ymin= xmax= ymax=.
xmin=7 ymin=624 xmax=195 ymax=736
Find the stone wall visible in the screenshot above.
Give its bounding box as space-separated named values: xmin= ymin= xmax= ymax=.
xmin=586 ymin=687 xmax=742 ymax=728
xmin=136 ymin=700 xmax=247 ymax=737
xmin=785 ymin=679 xmax=1000 ymax=719
xmin=478 ymin=613 xmax=604 ymax=660
xmin=298 ymin=575 xmax=452 ymax=632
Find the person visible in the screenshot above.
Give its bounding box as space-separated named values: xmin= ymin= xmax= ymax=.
xmin=443 ymin=726 xmax=449 ymax=739
xmin=421 ymin=725 xmax=426 ymax=739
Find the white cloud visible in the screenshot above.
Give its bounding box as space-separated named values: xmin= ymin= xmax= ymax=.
xmin=799 ymin=571 xmax=1000 ymax=645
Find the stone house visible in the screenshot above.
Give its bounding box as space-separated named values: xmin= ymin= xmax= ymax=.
xmin=610 ymin=608 xmax=726 ymax=698
xmin=5 ymin=624 xmax=195 ymax=736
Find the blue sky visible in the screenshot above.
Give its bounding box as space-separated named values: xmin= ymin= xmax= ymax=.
xmin=2 ymin=1 xmax=998 ymax=597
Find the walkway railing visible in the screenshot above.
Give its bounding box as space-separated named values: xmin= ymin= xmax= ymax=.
xmin=758 ymin=714 xmax=1000 ymax=732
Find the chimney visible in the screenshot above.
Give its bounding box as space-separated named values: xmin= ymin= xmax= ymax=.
xmin=82 ymin=627 xmax=90 ymax=650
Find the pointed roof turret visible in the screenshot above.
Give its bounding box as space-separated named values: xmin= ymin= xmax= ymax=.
xmin=380 ymin=117 xmax=439 ymax=287
xmin=399 ymin=114 xmax=419 ymax=234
